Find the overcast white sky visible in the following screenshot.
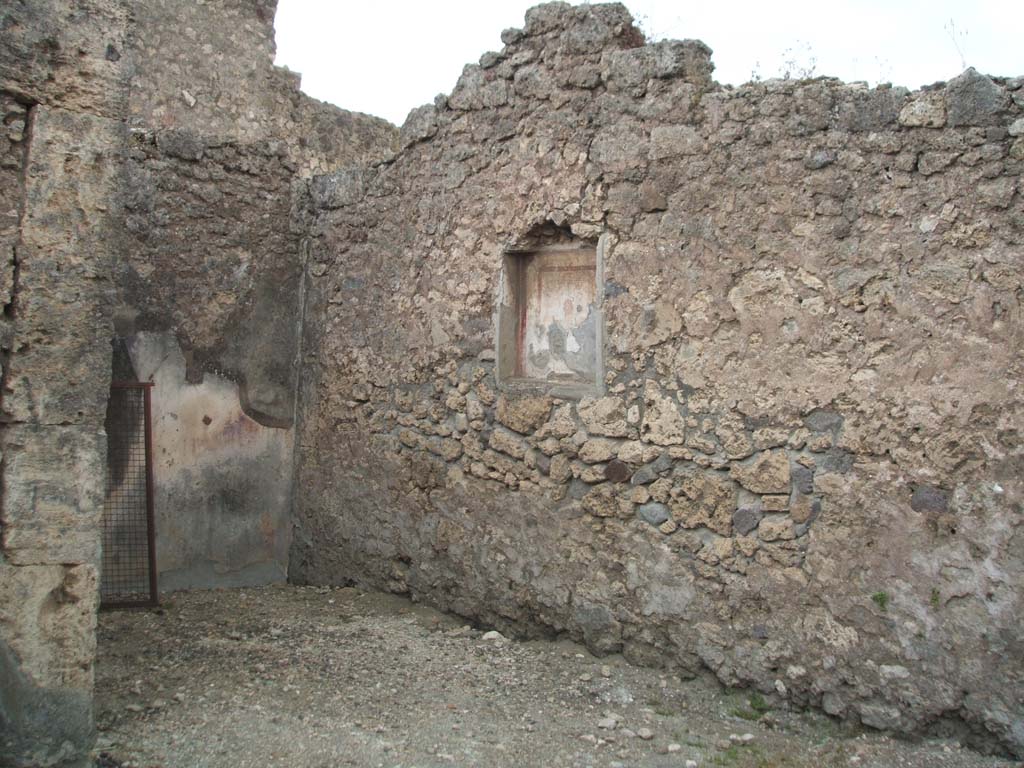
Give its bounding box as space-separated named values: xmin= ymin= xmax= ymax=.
xmin=274 ymin=1 xmax=1022 ymax=126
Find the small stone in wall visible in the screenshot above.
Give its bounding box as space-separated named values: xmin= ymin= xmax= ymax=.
xmin=637 ymin=502 xmax=670 ymax=526
xmin=762 ymin=495 xmax=789 ymax=512
xmin=733 ymin=507 xmax=763 ymax=536
xmin=758 ymin=517 xmax=796 ymax=542
xmin=658 ymin=519 xmax=678 ymax=535
xmin=649 ymin=124 xmax=702 ymax=160
xmin=466 ymin=397 xmax=486 ymax=422
xmin=713 ymin=538 xmax=735 ymax=560
xmin=822 ymin=692 xmax=845 ymax=716
xmin=534 ymin=452 xmax=551 ymax=475
xmin=791 ymin=466 xmax=814 ymax=495
xmin=640 ymin=381 xmax=685 ymax=446
xmin=649 ymin=477 xmax=673 ymax=503
xmin=909 ymin=485 xmax=949 ymax=514
xmin=672 ymin=471 xmax=736 ymax=536
xmin=790 ymin=494 xmax=820 ymax=524
xmin=730 ymin=450 xmax=791 ymax=494
xmin=495 ymin=394 xmax=553 ymax=434
xmin=918 ymin=150 xmax=958 ymax=176
xmin=579 ymin=437 xmax=618 ymax=463
xmin=476 ymin=381 xmax=498 ymax=407
xmin=537 ymin=403 xmax=577 ymax=439
xmin=629 ymin=485 xmax=651 ymax=504
xmin=717 ymin=416 xmax=754 ymax=460
xmin=568 ymin=479 xmax=589 ymax=500
xmin=549 ymin=454 xmax=572 ymax=484
xmin=489 ymin=427 xmax=528 ymax=459
xmin=630 ymin=464 xmax=657 ymax=485
xmin=687 ymin=434 xmax=718 ymax=455
xmin=605 ymin=459 xmax=632 ymax=483
xmin=578 ymin=396 xmax=630 ymax=437
xmin=626 ymin=404 xmax=641 ymax=426
xmin=617 ymin=440 xmax=644 ymax=464
xmin=583 ymin=484 xmax=622 ymax=518
xmin=735 ymin=536 xmax=759 ymax=558
xmin=630 ymin=453 xmax=672 ymax=486
xmin=439 ymin=439 xmax=463 ymax=462
xmin=803 ymin=149 xmax=836 ymax=170
xmin=898 ymin=92 xmax=946 ymax=128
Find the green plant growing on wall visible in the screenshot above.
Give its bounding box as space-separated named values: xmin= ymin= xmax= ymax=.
xmin=729 ymin=691 xmax=772 ymax=721
xmin=871 ymin=591 xmax=890 ymax=611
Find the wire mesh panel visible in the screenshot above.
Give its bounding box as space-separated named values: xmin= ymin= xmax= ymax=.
xmin=101 ymin=382 xmax=158 ymax=608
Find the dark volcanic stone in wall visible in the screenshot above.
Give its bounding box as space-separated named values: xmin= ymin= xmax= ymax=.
xmin=293 ymin=2 xmax=1024 ymax=757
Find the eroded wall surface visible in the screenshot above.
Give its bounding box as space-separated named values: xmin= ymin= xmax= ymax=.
xmin=117 ymin=0 xmax=398 ymax=428
xmin=0 ymin=1 xmax=397 ymax=764
xmin=111 ymin=0 xmax=398 ymax=590
xmin=0 ymin=1 xmax=128 ymax=764
xmin=293 ymin=3 xmax=1024 ymax=756
xmin=128 ymin=333 xmax=294 ymax=590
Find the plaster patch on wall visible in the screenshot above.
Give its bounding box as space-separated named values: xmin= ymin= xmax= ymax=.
xmin=126 ymin=332 xmax=292 ymax=590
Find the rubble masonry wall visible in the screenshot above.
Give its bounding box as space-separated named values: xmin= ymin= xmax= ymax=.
xmin=292 ymin=3 xmax=1024 ymax=756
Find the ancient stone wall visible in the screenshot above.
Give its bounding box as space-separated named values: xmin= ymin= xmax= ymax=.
xmin=112 ymin=0 xmax=397 ymax=589
xmin=125 ymin=0 xmax=397 ymax=175
xmin=0 ymin=0 xmax=396 ymax=764
xmin=0 ymin=1 xmax=129 ymax=764
xmin=116 ymin=0 xmax=396 ymax=426
xmin=293 ymin=3 xmax=1024 ymax=756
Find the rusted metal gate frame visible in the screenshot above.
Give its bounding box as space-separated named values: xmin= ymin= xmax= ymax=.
xmin=100 ymin=381 xmax=158 ymax=609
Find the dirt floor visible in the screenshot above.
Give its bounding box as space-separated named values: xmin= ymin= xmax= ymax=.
xmin=94 ymin=585 xmax=1020 ymax=768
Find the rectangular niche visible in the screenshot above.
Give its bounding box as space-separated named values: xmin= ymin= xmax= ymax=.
xmin=497 ymin=236 xmax=604 ymax=397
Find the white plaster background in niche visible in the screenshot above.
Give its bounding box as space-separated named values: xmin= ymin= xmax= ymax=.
xmin=520 ymin=247 xmax=597 ymax=381
xmin=126 ymin=332 xmax=293 ymax=590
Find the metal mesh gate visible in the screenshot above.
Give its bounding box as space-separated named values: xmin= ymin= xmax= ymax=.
xmin=100 ymin=382 xmax=158 ymax=608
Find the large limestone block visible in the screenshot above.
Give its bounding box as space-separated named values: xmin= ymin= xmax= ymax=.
xmin=601 ymin=40 xmax=713 ymax=93
xmin=945 ymin=68 xmax=1011 ymax=127
xmin=1 ymin=425 xmax=105 ymax=566
xmin=0 ymin=564 xmax=97 ymax=767
xmin=0 ymin=563 xmax=97 ymax=689
xmin=5 ymin=106 xmax=120 ymax=426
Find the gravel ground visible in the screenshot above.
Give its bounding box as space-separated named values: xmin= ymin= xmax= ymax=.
xmin=94 ymin=584 xmax=1019 ymax=768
